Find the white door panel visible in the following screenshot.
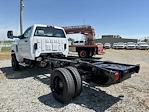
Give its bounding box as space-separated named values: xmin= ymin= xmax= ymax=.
xmin=18 ymin=27 xmax=32 ymax=59
xmin=18 ymin=38 xmax=30 ymax=58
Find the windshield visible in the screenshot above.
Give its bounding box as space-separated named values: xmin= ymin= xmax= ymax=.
xmin=34 ymin=27 xmax=66 ymax=38
xmin=117 ymin=43 xmax=124 ymax=45
xmin=139 ymin=43 xmax=148 ymax=45
xmin=127 ymin=42 xmax=135 ymax=45
xmin=74 ymin=41 xmax=79 ymax=43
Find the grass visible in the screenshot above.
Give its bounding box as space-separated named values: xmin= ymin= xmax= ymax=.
xmin=1 ymin=47 xmax=11 ymax=52
xmin=0 ymin=40 xmax=13 ymax=44
xmin=0 ymin=46 xmax=11 ymax=60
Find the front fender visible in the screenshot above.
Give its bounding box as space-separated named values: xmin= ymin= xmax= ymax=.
xmin=11 ymin=44 xmax=24 ymax=63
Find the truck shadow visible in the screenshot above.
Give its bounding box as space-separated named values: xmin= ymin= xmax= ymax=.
xmin=1 ymin=66 xmax=121 ymax=111
xmin=38 ymin=85 xmax=121 ymax=112
xmin=1 ymin=66 xmax=51 ymax=81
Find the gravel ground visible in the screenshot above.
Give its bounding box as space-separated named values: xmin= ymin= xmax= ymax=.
xmin=0 ymin=50 xmax=149 ymax=112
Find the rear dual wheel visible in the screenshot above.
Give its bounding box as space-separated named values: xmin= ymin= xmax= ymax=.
xmin=66 ymin=66 xmax=82 ymax=98
xmin=50 ymin=67 xmax=82 ymax=103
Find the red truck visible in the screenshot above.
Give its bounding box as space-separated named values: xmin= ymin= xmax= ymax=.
xmin=63 ymin=25 xmax=104 ymax=58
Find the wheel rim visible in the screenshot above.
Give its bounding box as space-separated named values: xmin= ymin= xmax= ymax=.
xmin=80 ymin=50 xmax=87 ymax=58
xmin=53 ymin=76 xmax=64 ymax=95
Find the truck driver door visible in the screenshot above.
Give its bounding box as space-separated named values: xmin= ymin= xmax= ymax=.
xmin=18 ymin=27 xmax=32 ymax=59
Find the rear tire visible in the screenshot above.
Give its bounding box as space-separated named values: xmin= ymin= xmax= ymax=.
xmin=50 ymin=68 xmax=75 ymax=103
xmin=65 ymin=66 xmax=82 ymax=98
xmin=78 ymin=50 xmax=89 ymax=58
xmin=11 ymin=54 xmax=20 ymax=71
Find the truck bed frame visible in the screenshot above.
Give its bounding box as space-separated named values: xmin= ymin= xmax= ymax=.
xmin=42 ymin=55 xmax=140 ymax=103
xmin=48 ymin=56 xmax=139 ymax=85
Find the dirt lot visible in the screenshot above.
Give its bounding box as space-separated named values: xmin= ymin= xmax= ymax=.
xmin=0 ymin=52 xmax=10 ymax=60
xmin=0 ymin=50 xmax=149 ymax=112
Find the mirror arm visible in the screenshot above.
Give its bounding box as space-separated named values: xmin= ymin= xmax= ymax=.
xmin=13 ymin=36 xmax=20 ymax=38
xmin=19 ymin=35 xmax=24 ymax=39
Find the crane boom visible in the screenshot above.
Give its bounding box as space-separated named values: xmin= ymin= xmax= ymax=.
xmin=63 ymin=25 xmax=95 ymax=45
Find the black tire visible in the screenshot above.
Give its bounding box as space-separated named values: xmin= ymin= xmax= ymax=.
xmin=65 ymin=66 xmax=82 ymax=98
xmin=11 ymin=54 xmax=20 ymax=71
xmin=50 ymin=68 xmax=75 ymax=103
xmin=78 ymin=50 xmax=89 ymax=58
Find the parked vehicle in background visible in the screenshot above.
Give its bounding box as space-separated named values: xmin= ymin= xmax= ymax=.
xmin=96 ymin=43 xmax=103 ymax=46
xmin=115 ymin=42 xmax=125 ymax=49
xmin=104 ymin=43 xmax=111 ymax=49
xmin=126 ymin=42 xmax=136 ymax=50
xmin=137 ymin=42 xmax=149 ymax=50
xmin=73 ymin=40 xmax=85 ymax=45
xmin=112 ymin=43 xmax=117 ymax=49
xmin=64 ymin=25 xmax=104 ymax=58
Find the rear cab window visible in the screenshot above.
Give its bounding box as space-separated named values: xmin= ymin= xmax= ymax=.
xmin=34 ymin=26 xmax=66 ymax=38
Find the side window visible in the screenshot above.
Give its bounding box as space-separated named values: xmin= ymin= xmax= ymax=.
xmin=74 ymin=41 xmax=79 ymax=43
xmin=23 ymin=27 xmax=32 ymax=38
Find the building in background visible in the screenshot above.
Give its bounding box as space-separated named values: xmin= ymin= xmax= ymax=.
xmin=96 ymin=35 xmax=138 ymax=44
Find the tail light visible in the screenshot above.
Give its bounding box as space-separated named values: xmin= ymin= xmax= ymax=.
xmin=114 ymin=72 xmax=120 ymax=81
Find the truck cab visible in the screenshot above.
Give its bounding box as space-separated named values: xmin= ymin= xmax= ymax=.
xmin=7 ymin=24 xmax=68 ymax=69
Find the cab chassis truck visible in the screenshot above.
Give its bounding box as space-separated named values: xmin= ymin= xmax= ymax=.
xmin=7 ymin=24 xmax=140 ymax=103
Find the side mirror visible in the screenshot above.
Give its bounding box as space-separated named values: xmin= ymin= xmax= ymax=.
xmin=7 ymin=31 xmax=14 ymax=39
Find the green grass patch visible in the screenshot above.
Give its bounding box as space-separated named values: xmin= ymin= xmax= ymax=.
xmin=0 ymin=40 xmax=13 ymax=44
xmin=1 ymin=47 xmax=11 ymax=52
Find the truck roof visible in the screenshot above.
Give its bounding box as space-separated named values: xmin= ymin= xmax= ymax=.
xmin=32 ymin=24 xmax=64 ymax=30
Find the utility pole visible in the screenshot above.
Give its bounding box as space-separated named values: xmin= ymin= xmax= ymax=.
xmin=20 ymin=0 xmax=24 ymax=35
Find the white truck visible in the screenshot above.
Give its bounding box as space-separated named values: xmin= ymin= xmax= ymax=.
xmin=7 ymin=24 xmax=69 ymax=70
xmin=115 ymin=42 xmax=126 ymax=49
xmin=137 ymin=42 xmax=149 ymax=50
xmin=126 ymin=42 xmax=136 ymax=50
xmin=7 ymin=24 xmax=140 ymax=103
xmin=104 ymin=43 xmax=111 ymax=49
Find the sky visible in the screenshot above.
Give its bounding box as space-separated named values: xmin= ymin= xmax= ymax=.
xmin=0 ymin=0 xmax=149 ymax=40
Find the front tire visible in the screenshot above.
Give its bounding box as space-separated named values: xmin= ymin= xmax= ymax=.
xmin=11 ymin=54 xmax=20 ymax=71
